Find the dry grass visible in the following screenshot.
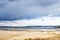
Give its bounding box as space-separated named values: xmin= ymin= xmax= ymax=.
xmin=0 ymin=30 xmax=60 ymax=40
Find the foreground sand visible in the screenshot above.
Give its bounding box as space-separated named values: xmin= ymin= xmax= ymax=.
xmin=0 ymin=29 xmax=60 ymax=40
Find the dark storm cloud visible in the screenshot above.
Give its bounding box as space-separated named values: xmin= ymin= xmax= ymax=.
xmin=0 ymin=0 xmax=60 ymax=21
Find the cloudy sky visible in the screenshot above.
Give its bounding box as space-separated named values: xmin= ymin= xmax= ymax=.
xmin=0 ymin=0 xmax=60 ymax=26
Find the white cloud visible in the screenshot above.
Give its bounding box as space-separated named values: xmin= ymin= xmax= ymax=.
xmin=0 ymin=14 xmax=60 ymax=26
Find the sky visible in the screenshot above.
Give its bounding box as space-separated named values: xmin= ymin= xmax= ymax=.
xmin=0 ymin=0 xmax=60 ymax=26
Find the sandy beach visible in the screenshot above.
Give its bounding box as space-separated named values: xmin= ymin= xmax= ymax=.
xmin=0 ymin=29 xmax=60 ymax=40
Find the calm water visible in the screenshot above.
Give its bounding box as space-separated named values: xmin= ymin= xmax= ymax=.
xmin=0 ymin=26 xmax=57 ymax=29
xmin=0 ymin=26 xmax=56 ymax=28
xmin=0 ymin=26 xmax=59 ymax=31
